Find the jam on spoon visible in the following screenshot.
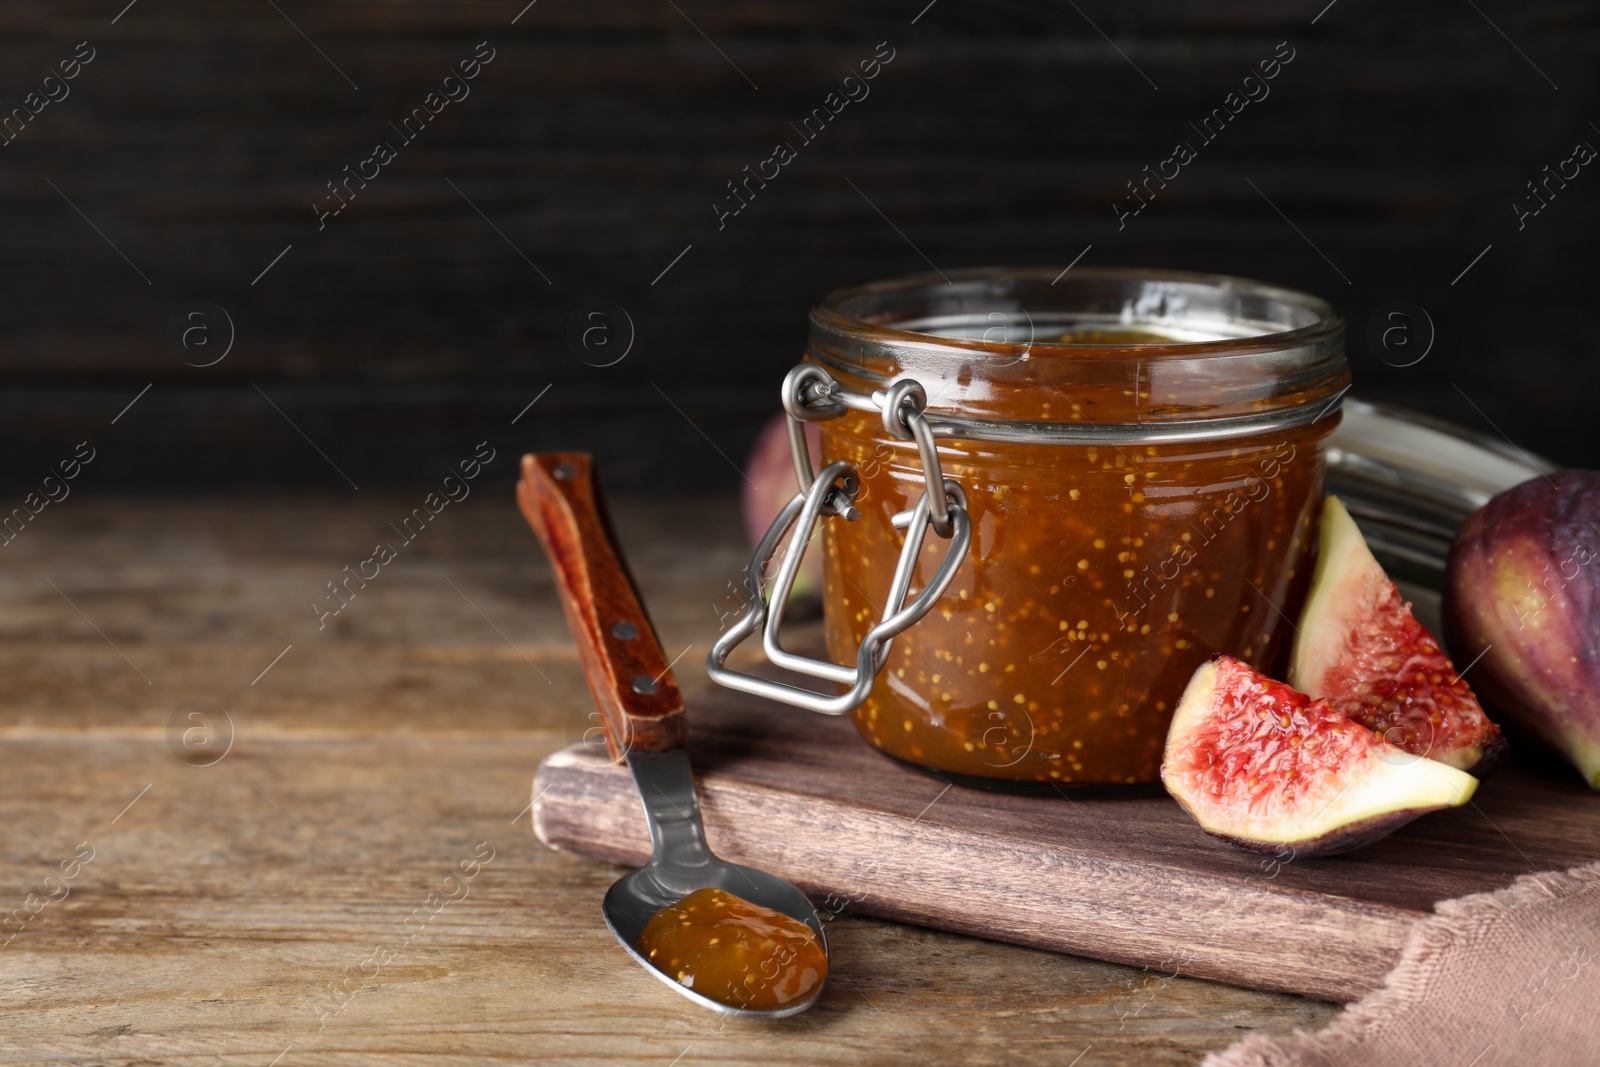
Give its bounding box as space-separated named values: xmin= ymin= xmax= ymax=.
xmin=635 ymin=887 xmax=828 ymax=1011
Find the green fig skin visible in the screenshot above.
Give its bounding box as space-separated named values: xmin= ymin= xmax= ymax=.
xmin=1444 ymin=470 xmax=1600 ymax=790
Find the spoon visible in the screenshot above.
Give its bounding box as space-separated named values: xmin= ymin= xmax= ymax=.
xmin=517 ymin=451 xmax=828 ymax=1018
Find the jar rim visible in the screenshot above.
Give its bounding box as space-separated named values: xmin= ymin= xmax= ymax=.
xmin=804 ymin=266 xmax=1350 ymax=439
xmin=810 ymin=266 xmax=1343 ymax=359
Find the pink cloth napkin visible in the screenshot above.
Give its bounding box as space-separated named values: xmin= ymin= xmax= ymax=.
xmin=1206 ymin=862 xmax=1600 ymax=1067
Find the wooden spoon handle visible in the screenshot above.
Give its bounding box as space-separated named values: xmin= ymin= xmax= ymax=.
xmin=517 ymin=452 xmax=687 ymax=757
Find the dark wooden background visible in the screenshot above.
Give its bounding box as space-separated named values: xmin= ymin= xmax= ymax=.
xmin=3 ymin=0 xmax=1596 ymax=493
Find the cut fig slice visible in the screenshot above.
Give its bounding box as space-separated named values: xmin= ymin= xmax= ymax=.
xmin=1162 ymin=656 xmax=1478 ymax=857
xmin=1289 ymin=497 xmax=1507 ymax=775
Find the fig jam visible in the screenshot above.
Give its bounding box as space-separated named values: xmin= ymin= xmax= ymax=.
xmin=635 ymin=887 xmax=826 ymax=1010
xmin=808 ymin=269 xmax=1348 ymax=785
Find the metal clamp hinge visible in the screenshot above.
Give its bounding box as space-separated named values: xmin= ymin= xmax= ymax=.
xmin=706 ymin=364 xmax=971 ymax=715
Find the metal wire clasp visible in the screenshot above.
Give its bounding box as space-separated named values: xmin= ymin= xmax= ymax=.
xmin=706 ymin=364 xmax=971 ymax=715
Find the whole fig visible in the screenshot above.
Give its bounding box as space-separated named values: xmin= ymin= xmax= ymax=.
xmin=1444 ymin=470 xmax=1600 ymax=789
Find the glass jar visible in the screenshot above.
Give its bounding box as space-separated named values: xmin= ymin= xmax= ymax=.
xmin=710 ymin=267 xmax=1348 ymax=786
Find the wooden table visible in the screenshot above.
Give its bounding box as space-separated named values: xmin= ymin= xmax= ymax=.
xmin=0 ymin=495 xmax=1338 ymax=1064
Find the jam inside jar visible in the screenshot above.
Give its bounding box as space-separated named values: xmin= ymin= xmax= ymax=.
xmin=810 ymin=268 xmax=1349 ymax=785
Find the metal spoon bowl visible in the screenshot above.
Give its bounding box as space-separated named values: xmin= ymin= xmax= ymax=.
xmin=603 ymin=750 xmax=827 ymax=1018
xmin=518 ymin=452 xmax=828 ymax=1018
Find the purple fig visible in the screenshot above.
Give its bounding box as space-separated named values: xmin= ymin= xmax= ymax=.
xmin=1445 ymin=470 xmax=1600 ymax=789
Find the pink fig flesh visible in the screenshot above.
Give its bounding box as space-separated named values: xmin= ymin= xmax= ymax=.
xmin=1162 ymin=656 xmax=1478 ymax=857
xmin=1290 ymin=497 xmax=1505 ymax=775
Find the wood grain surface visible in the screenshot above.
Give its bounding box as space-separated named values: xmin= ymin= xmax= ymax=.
xmin=535 ymin=683 xmax=1600 ymax=1002
xmin=0 ymin=493 xmax=1346 ymax=1064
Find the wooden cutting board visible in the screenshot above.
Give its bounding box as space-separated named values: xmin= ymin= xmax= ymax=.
xmin=532 ymin=680 xmax=1600 ymax=1003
